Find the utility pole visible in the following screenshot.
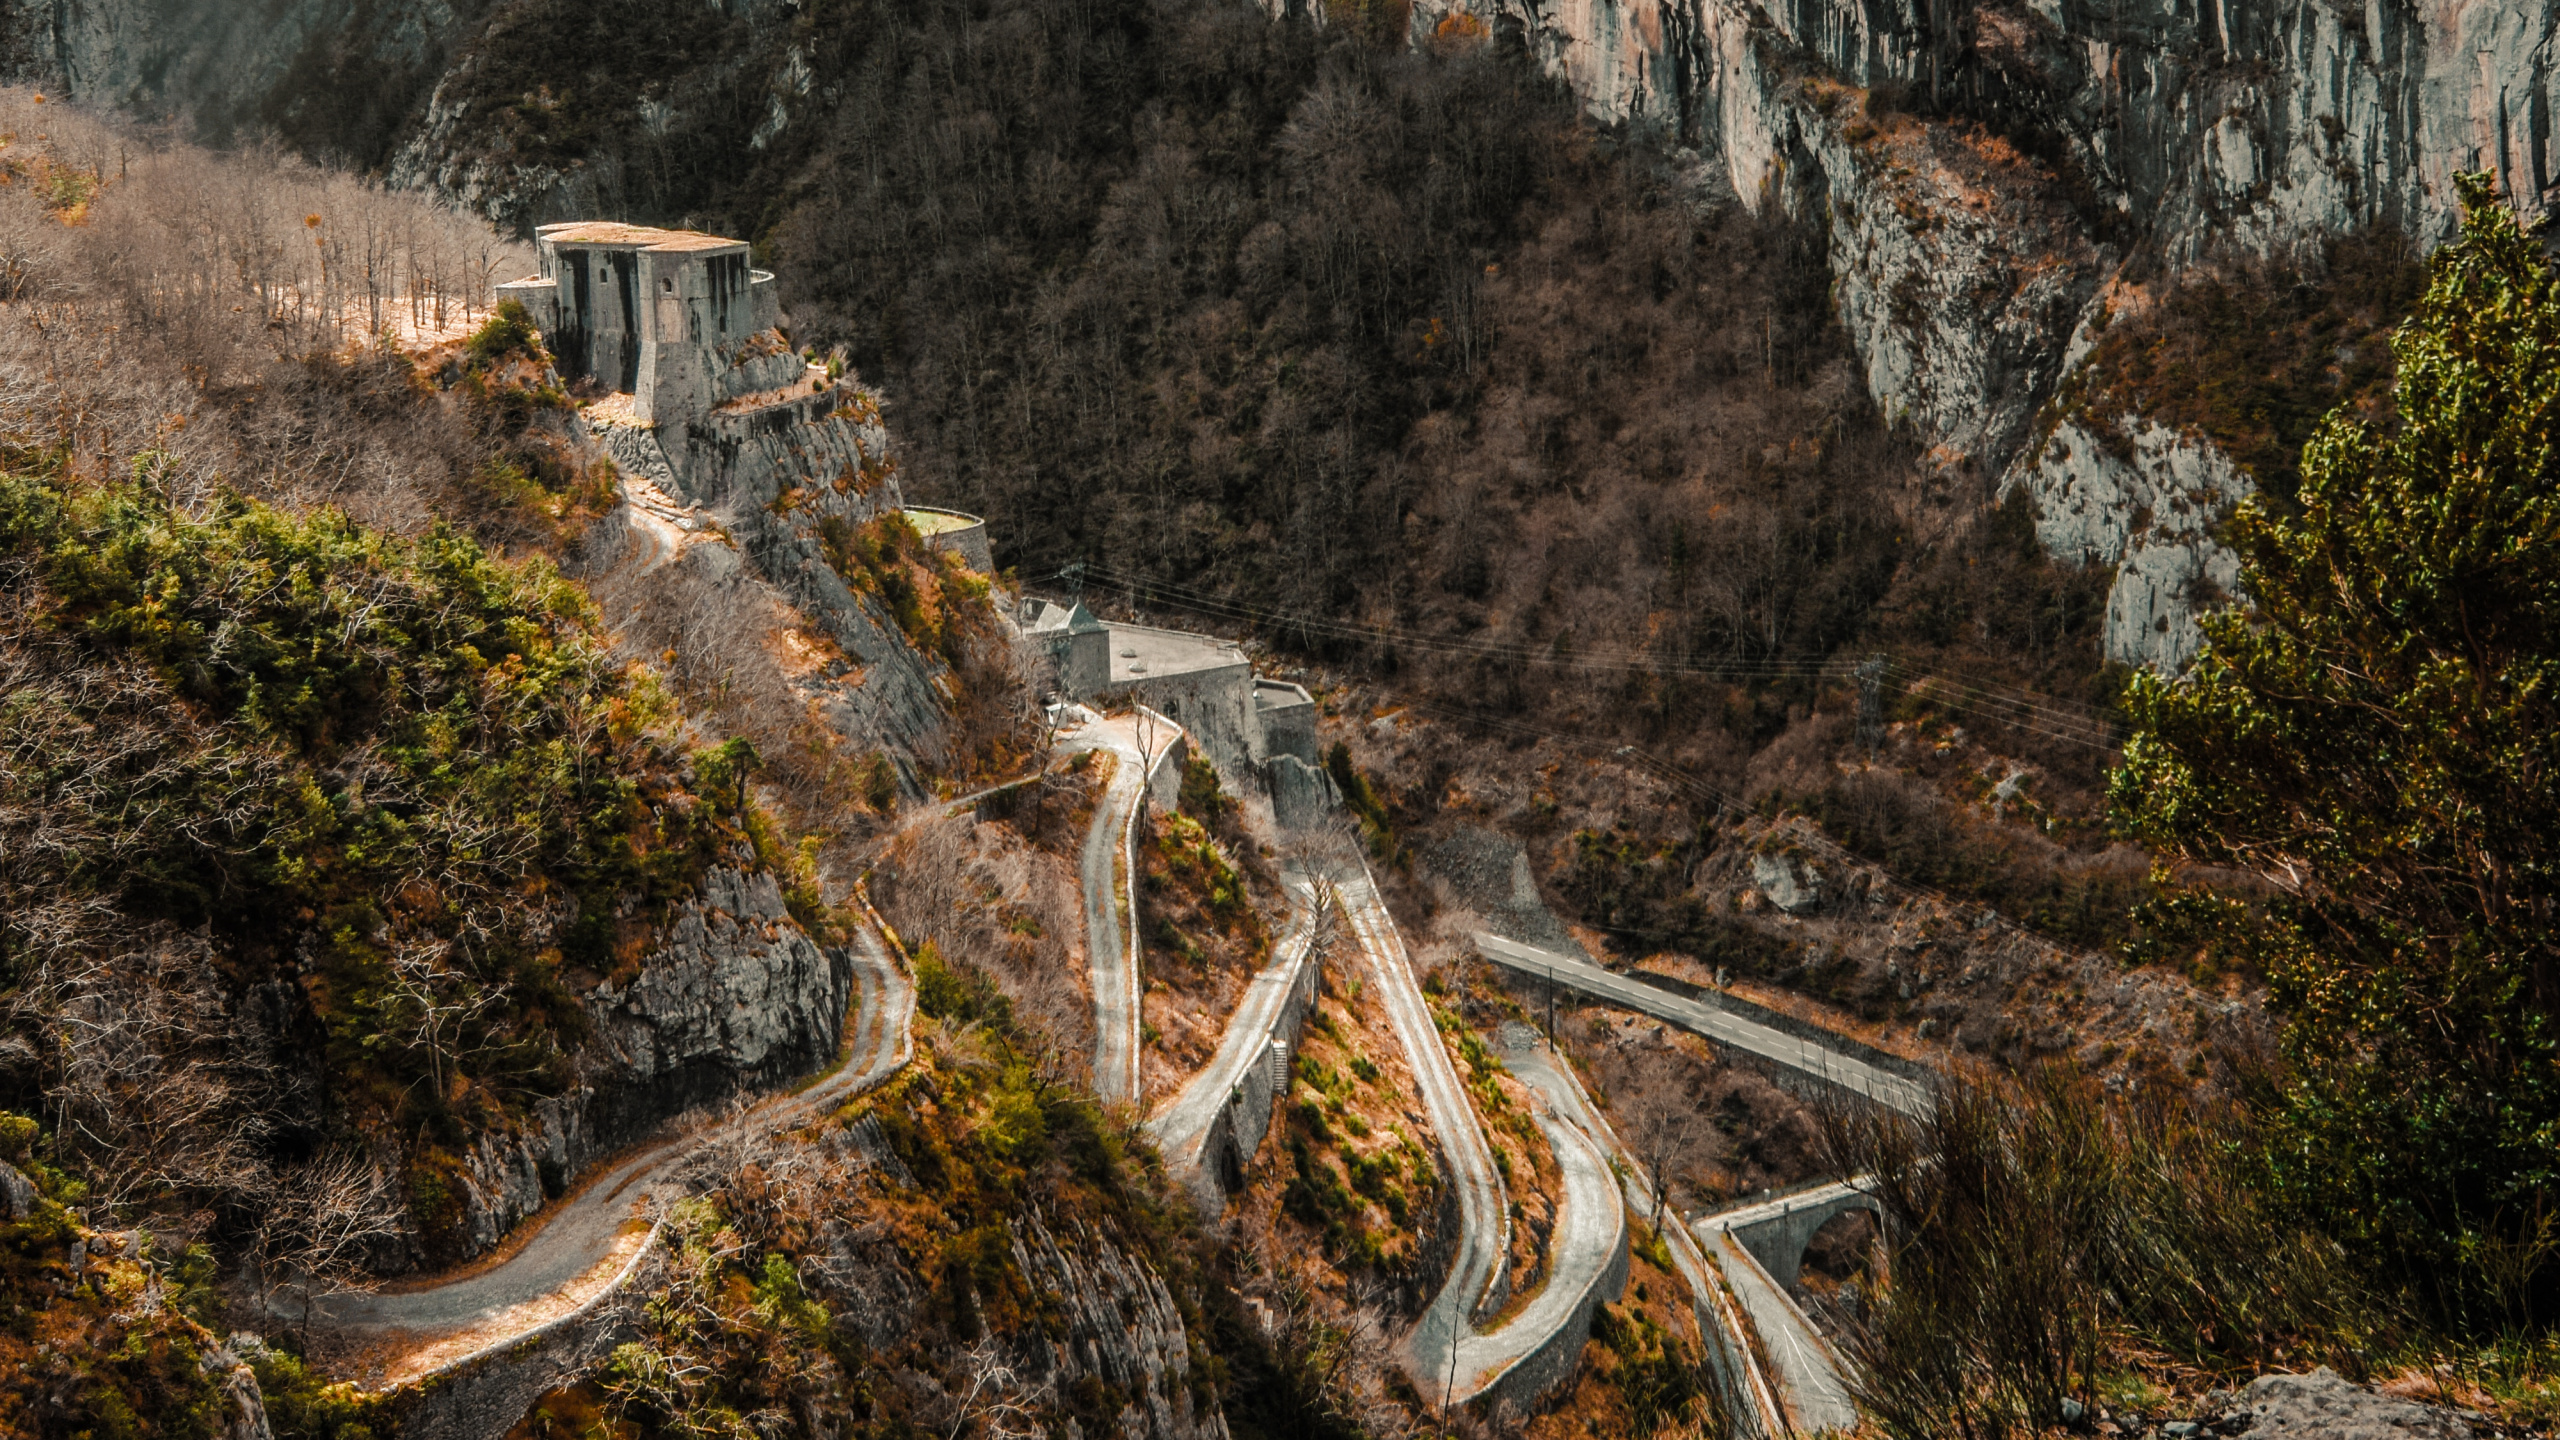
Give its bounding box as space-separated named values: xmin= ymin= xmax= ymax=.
xmin=1546 ymin=966 xmax=1556 ymax=1045
xmin=1855 ymin=653 xmax=1887 ymax=757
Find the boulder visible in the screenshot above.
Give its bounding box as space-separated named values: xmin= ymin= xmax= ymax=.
xmin=0 ymin=1159 xmax=36 ymax=1221
xmin=1750 ymin=852 xmax=1821 ymax=915
xmin=2236 ymin=1368 xmax=2473 ymax=1440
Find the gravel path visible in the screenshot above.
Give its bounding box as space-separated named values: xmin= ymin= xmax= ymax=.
xmin=301 ymin=908 xmax=915 ymax=1384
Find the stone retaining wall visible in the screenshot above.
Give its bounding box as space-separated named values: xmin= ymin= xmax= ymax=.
xmin=1474 ymin=1176 xmax=1630 ymax=1416
xmin=1191 ymin=915 xmax=1326 ymax=1203
xmin=390 ymin=1241 xmax=669 ymax=1440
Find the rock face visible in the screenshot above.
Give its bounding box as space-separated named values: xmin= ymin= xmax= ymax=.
xmin=595 ymin=388 xmax=960 ymax=795
xmin=5 ymin=0 xmax=467 ymax=157
xmin=1751 ymin=851 xmax=1823 ymax=915
xmin=447 ymin=868 xmax=852 ymax=1261
xmin=1394 ymin=0 xmax=2560 ymax=664
xmin=1009 ymin=1210 xmax=1233 ymax=1440
xmin=2011 ymin=415 xmax=2252 ymax=668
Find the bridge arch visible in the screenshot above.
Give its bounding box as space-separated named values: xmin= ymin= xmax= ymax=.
xmin=1726 ymin=1183 xmax=1886 ymax=1289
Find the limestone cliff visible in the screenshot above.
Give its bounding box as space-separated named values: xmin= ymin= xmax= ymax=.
xmin=1402 ymin=0 xmax=2559 ymax=663
xmin=2 ymin=0 xmax=468 ymax=160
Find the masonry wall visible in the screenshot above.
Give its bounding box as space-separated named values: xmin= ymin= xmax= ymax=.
xmin=1190 ymin=925 xmax=1326 ymax=1206
xmin=1103 ymin=662 xmax=1257 ymax=782
xmin=1474 ymin=1152 xmax=1630 ymax=1415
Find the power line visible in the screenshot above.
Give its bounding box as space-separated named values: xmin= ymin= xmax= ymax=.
xmin=1394 ymin=696 xmax=2025 ymax=936
xmin=1038 ymin=560 xmax=2127 ymax=751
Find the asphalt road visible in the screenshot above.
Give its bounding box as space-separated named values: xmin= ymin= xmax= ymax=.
xmin=1443 ymin=1029 xmax=1627 ymax=1401
xmin=1061 ymin=710 xmax=1150 ymax=1106
xmin=303 ymin=909 xmax=915 ymax=1379
xmin=1144 ymin=862 xmax=1324 ymax=1175
xmin=1474 ymin=933 xmax=1933 ymax=1119
xmin=1333 ymin=864 xmax=1508 ymax=1402
xmin=1699 ymin=1221 xmax=1861 ymax=1435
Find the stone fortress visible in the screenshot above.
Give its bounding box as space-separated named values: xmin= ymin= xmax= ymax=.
xmin=500 ymin=221 xmax=1330 ymax=814
xmin=1020 ymin=596 xmax=1331 ymax=821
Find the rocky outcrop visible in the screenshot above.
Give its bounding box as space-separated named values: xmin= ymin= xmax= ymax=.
xmin=0 ymin=1159 xmax=34 ymax=1221
xmin=448 ymin=868 xmax=851 ymax=1261
xmin=7 ymin=0 xmax=468 ymax=158
xmin=2010 ymin=414 xmax=2252 ymax=669
xmin=594 ymin=389 xmax=958 ymax=794
xmin=1751 ymin=850 xmax=1825 ymax=915
xmin=203 ymin=1336 xmax=277 ymax=1440
xmin=1009 ymin=1210 xmax=1232 ymax=1440
xmin=2221 ymin=1368 xmax=2477 ymax=1440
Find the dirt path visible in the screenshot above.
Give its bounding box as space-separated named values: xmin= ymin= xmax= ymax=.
xmin=298 ymin=908 xmax=915 ymax=1389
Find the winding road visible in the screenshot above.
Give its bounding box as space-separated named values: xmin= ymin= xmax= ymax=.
xmin=1145 ymin=862 xmax=1327 ymax=1176
xmin=1475 ymin=935 xmax=1877 ymax=1431
xmin=1057 ymin=708 xmax=1156 ymax=1107
xmin=304 ymin=905 xmax=915 ymax=1387
xmin=1443 ymin=1026 xmax=1629 ymax=1403
xmin=1332 ymin=864 xmax=1511 ymax=1403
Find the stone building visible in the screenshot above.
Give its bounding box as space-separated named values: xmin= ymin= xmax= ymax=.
xmin=494 ymin=223 xmax=787 ymax=428
xmin=1022 ymin=596 xmax=1336 ymax=819
xmin=495 ymin=222 xmax=989 ymax=558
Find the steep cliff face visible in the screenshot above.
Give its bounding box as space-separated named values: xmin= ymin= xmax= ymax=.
xmin=1407 ymin=0 xmax=2560 ymax=662
xmin=451 ymin=867 xmax=851 ymax=1260
xmin=4 ymin=0 xmax=470 ymax=161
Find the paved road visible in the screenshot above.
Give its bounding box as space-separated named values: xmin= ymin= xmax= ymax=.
xmin=1060 ymin=710 xmax=1150 ymax=1106
xmin=1442 ymin=1028 xmax=1626 ymax=1401
xmin=1145 ymin=863 xmax=1325 ymax=1175
xmin=1697 ymin=1221 xmax=1860 ymax=1434
xmin=1333 ymin=865 xmax=1509 ymax=1402
xmin=1523 ymin=1030 xmax=1790 ymax=1436
xmin=1474 ymin=934 xmax=1933 ymax=1119
xmin=304 ymin=909 xmax=915 ymax=1382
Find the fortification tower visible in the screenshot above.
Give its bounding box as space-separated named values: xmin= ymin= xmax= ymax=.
xmin=493 ymin=222 xmax=785 ymax=426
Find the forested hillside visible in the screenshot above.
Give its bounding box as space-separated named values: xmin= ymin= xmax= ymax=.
xmin=10 ymin=0 xmax=2560 ymax=1436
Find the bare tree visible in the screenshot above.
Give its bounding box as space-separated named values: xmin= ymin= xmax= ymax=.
xmin=944 ymin=1337 xmax=1051 ymax=1440
xmin=381 ymin=938 xmax=501 ymax=1105
xmin=255 ymin=1149 xmax=407 ymax=1345
xmin=1623 ymin=1079 xmax=1710 ymax=1238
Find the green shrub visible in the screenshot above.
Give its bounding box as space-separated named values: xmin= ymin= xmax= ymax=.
xmin=0 ymin=466 xmax=776 ymax=1238
xmin=464 ymin=296 xmax=541 ymax=369
xmin=2116 ymin=179 xmax=2560 ymax=1326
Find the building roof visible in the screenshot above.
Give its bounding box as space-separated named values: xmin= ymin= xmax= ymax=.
xmin=535 ymin=222 xmax=746 ymax=252
xmin=1107 ymin=622 xmax=1246 ymax=685
xmin=1254 ymin=678 xmax=1315 ymax=710
xmin=1021 ymin=597 xmax=1104 ymax=635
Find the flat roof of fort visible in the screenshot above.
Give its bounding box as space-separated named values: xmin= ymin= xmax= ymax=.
xmin=534 ymin=222 xmax=745 ymax=252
